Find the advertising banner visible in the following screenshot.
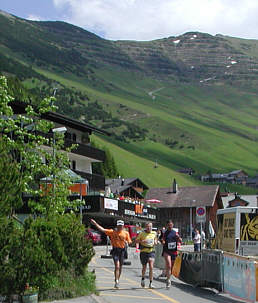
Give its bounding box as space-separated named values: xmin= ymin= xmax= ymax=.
xmin=172 ymin=253 xmax=182 ymax=278
xmin=240 ymin=213 xmax=258 ymax=255
xmin=224 ymin=253 xmax=256 ymax=302
xmin=221 ymin=213 xmax=236 ymax=253
xmin=104 ymin=198 xmax=118 ymax=211
xmin=255 ymin=262 xmax=258 ymax=301
xmin=240 ymin=213 xmax=258 ymax=241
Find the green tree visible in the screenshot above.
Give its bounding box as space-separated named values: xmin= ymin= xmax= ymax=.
xmin=0 ymin=75 xmax=79 ymax=216
xmin=0 ymin=76 xmax=94 ymax=298
xmin=91 ymin=140 xmax=119 ymax=178
xmin=102 ymin=148 xmax=119 ymax=178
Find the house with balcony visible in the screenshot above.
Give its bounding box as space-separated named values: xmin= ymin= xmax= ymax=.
xmin=81 ymin=177 xmax=159 ymax=228
xmin=11 ymin=100 xmax=109 ymax=195
xmin=10 ymin=101 xmax=159 ymax=227
xmin=105 ymin=177 xmax=149 ymax=200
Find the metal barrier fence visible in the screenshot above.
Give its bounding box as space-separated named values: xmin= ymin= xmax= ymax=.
xmin=154 ymin=244 xmax=258 ymax=302
xmin=154 ymin=243 xmax=165 ymax=270
xmin=202 ymin=249 xmax=224 ymax=291
xmin=179 ymin=251 xmax=204 ymax=287
xmin=223 ymin=252 xmax=257 ymax=302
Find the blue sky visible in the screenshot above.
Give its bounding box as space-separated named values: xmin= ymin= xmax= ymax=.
xmin=2 ymin=0 xmax=258 ymax=41
xmin=1 ymin=1 xmax=59 ymax=21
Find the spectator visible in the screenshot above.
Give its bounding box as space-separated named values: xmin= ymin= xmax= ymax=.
xmin=193 ymin=228 xmax=201 ymax=252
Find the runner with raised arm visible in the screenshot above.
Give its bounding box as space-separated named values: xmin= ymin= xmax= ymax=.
xmin=91 ymin=218 xmax=131 ymax=289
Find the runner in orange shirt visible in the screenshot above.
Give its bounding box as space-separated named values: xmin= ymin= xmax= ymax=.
xmin=91 ymin=219 xmax=132 ymax=288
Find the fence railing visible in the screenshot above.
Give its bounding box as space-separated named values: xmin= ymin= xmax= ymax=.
xmin=154 ymin=244 xmax=257 ymax=302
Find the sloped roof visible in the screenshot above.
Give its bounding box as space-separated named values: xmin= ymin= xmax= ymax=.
xmin=108 ymin=184 xmax=131 ymax=194
xmin=106 ymin=184 xmax=143 ymax=198
xmin=40 ymin=169 xmax=88 ymax=184
xmin=11 ymin=100 xmax=110 ymax=136
xmin=212 ymin=173 xmax=228 ymax=178
xmin=229 ymin=169 xmax=247 ymax=175
xmin=105 ymin=178 xmax=148 ymax=190
xmin=222 ymin=194 xmax=258 ymax=208
xmin=145 ymin=185 xmax=220 ymax=208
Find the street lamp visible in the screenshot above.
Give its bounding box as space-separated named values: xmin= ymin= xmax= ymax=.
xmin=52 ymin=127 xmax=67 ymax=201
xmin=190 ymin=200 xmax=195 ymax=240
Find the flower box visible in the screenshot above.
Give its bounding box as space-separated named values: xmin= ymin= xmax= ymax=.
xmin=21 ymin=293 xmax=38 ymax=303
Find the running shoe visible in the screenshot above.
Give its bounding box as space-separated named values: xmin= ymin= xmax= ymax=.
xmin=166 ymin=279 xmax=171 ymax=289
xmin=149 ymin=282 xmax=155 ymax=289
xmin=114 ymin=280 xmax=119 ymax=289
xmin=141 ymin=279 xmax=145 ymax=288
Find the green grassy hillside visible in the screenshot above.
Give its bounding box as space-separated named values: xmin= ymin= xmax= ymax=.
xmin=35 ymin=67 xmax=258 ymax=177
xmin=1 ymin=10 xmax=258 ymax=190
xmin=92 ymin=135 xmax=199 ymax=188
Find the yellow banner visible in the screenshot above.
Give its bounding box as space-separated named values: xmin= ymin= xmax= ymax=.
xmin=172 ymin=253 xmax=182 ymax=278
xmin=221 ymin=213 xmax=235 ymax=252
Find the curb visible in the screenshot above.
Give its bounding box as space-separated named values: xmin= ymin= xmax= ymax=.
xmin=90 ymin=294 xmax=107 ymax=303
xmin=41 ymin=294 xmax=106 ymax=303
xmin=100 ymin=255 xmax=112 ymax=259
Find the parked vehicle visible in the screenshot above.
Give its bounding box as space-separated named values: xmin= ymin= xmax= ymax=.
xmin=124 ymin=225 xmax=142 ymax=244
xmin=86 ymin=229 xmax=102 ymax=245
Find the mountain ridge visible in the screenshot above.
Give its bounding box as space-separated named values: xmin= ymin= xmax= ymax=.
xmin=1 ymin=10 xmax=258 ymax=187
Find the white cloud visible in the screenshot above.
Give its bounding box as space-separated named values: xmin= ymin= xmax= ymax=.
xmin=27 ymin=14 xmax=44 ymax=21
xmin=52 ymin=0 xmax=258 ymax=40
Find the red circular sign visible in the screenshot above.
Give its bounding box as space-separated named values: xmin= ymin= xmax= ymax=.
xmin=196 ymin=207 xmax=205 ymax=216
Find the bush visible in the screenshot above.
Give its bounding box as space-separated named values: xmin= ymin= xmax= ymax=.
xmin=0 ymin=214 xmax=94 ymax=297
xmin=39 ymin=268 xmax=96 ymax=301
xmin=55 ymin=214 xmax=95 ymax=275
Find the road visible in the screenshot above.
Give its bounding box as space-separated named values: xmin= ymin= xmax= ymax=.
xmin=88 ymin=246 xmax=246 ymax=303
xmin=148 ymin=87 xmax=164 ymax=100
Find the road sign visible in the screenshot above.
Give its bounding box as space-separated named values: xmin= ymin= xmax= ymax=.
xmin=196 ymin=206 xmax=206 ymax=223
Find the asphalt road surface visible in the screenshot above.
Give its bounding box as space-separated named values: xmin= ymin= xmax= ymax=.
xmin=88 ymin=245 xmax=248 ymax=303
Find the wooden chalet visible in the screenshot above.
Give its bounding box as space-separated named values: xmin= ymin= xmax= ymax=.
xmin=145 ymin=179 xmax=223 ymax=238
xmin=105 ymin=177 xmax=149 ymax=200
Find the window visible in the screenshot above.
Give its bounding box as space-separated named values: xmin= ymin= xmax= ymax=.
xmin=65 ymin=132 xmax=72 ymax=140
xmin=72 ymin=160 xmax=76 ymax=170
xmin=81 ymin=133 xmax=90 ymax=144
xmin=72 ymin=133 xmax=77 ymax=142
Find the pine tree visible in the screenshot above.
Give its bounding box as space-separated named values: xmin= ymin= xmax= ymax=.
xmin=91 ymin=140 xmax=119 ymax=178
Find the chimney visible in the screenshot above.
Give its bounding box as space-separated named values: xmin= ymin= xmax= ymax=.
xmin=172 ymin=178 xmax=178 ymax=193
xmin=121 ymin=178 xmax=125 ymax=186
